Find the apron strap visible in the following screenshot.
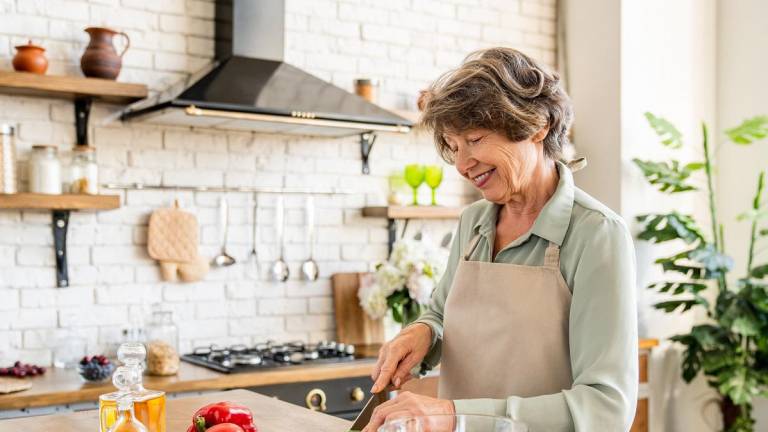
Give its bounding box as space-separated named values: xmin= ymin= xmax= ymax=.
xmin=463 ymin=234 xmax=482 ymax=260
xmin=543 ymin=242 xmax=561 ymax=268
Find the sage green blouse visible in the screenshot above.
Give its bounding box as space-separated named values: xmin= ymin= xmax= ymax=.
xmin=415 ymin=162 xmax=639 ymax=432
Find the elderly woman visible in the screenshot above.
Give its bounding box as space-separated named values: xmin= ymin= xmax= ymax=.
xmin=363 ymin=48 xmax=638 ymax=432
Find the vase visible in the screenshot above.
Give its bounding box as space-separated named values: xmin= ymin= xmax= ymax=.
xmin=721 ymin=396 xmax=747 ymax=431
xmin=12 ymin=40 xmax=48 ymax=74
xmin=80 ymin=27 xmax=130 ymax=80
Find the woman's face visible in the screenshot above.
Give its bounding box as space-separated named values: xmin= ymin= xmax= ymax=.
xmin=443 ymin=128 xmax=547 ymax=204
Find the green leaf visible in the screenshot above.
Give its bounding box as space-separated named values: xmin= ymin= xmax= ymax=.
xmin=632 ymin=159 xmax=701 ymax=193
xmin=636 ymin=213 xmax=705 ymax=244
xmin=725 ymin=115 xmax=768 ymax=145
xmin=737 ymin=208 xmax=768 ymax=222
xmin=669 ymin=333 xmax=702 ymax=382
xmin=655 ymin=299 xmax=705 ymax=313
xmin=645 ymin=112 xmax=684 ymax=148
xmin=649 ymin=281 xmax=707 ymax=296
xmin=655 ymin=257 xmax=705 ymax=279
xmin=751 ymin=264 xmax=768 ymax=279
xmin=759 ymin=228 xmax=768 ymax=237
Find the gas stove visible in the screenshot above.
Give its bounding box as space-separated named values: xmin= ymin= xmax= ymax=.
xmin=181 ymin=340 xmax=358 ymax=374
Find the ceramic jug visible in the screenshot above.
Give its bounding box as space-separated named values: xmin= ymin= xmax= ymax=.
xmin=80 ymin=27 xmax=130 ymax=80
xmin=12 ymin=40 xmax=48 ymax=74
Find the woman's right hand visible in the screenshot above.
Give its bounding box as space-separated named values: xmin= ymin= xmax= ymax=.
xmin=371 ymin=323 xmax=433 ymax=393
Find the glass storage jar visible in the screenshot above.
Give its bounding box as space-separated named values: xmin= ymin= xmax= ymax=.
xmin=28 ymin=145 xmax=61 ymax=194
xmin=69 ymin=145 xmax=99 ymax=194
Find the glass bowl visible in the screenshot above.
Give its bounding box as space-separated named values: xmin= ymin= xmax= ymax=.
xmin=377 ymin=414 xmax=527 ymax=432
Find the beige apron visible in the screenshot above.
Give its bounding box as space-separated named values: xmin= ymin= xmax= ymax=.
xmin=438 ymin=233 xmax=574 ymax=400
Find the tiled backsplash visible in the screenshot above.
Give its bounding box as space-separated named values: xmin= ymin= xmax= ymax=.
xmin=0 ymin=0 xmax=555 ymax=364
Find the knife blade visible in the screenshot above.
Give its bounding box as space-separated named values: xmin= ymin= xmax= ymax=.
xmin=349 ymin=389 xmax=388 ymax=431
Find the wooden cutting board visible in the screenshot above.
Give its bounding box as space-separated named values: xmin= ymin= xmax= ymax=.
xmin=331 ymin=273 xmax=384 ymax=345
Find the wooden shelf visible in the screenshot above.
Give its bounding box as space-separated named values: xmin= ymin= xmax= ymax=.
xmin=0 ymin=193 xmax=120 ymax=211
xmin=363 ymin=205 xmax=463 ymax=220
xmin=0 ymin=71 xmax=147 ymax=104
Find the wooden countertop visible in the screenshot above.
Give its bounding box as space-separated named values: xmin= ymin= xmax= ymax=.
xmin=0 ymin=359 xmax=376 ymax=411
xmin=0 ymin=389 xmax=351 ymax=432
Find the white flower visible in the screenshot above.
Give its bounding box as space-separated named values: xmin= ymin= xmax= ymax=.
xmin=374 ymin=262 xmax=406 ymax=297
xmin=407 ymin=273 xmax=435 ymax=306
xmin=358 ymin=281 xmax=388 ymax=319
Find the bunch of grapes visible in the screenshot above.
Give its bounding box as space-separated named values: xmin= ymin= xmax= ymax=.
xmin=0 ymin=361 xmax=46 ymax=377
xmin=78 ymin=355 xmax=115 ymax=382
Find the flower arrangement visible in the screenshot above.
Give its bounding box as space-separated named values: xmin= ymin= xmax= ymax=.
xmin=358 ymin=239 xmax=449 ymax=326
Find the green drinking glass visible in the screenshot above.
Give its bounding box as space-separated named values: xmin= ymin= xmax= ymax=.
xmin=404 ymin=164 xmax=426 ymax=206
xmin=424 ymin=165 xmax=443 ymax=206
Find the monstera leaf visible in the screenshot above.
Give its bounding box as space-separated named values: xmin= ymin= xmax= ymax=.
xmin=633 ymin=159 xmax=703 ymax=193
xmin=725 ymin=116 xmax=768 ymax=145
xmin=649 ymin=281 xmax=707 ymax=296
xmin=645 ymin=112 xmax=684 ymax=148
xmin=637 ymin=213 xmax=705 ymax=244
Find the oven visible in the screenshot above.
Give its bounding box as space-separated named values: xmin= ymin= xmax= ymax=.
xmin=248 ymin=375 xmax=371 ymax=420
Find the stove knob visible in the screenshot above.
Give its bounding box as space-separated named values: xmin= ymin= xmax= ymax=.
xmin=305 ymin=388 xmax=327 ymax=412
xmin=351 ymin=387 xmax=365 ymax=402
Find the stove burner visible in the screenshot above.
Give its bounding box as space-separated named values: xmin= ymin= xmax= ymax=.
xmin=183 ymin=340 xmax=358 ymax=373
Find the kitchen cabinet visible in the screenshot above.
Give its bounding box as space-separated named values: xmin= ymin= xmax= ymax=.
xmin=0 ymin=389 xmax=351 ymax=432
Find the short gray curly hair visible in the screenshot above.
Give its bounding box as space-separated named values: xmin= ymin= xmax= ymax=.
xmin=420 ymin=47 xmax=574 ymax=162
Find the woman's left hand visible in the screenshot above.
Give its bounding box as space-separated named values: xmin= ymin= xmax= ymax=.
xmin=361 ymin=391 xmax=455 ymax=432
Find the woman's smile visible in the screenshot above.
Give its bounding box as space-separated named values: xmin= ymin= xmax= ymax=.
xmin=471 ymin=167 xmax=496 ymax=188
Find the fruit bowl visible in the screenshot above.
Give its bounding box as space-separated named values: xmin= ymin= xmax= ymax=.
xmin=78 ymin=355 xmax=115 ymax=382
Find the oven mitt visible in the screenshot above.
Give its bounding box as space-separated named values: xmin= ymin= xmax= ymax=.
xmin=149 ymin=203 xmax=208 ymax=283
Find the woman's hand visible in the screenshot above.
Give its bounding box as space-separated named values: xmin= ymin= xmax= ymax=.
xmin=371 ymin=323 xmax=433 ymax=393
xmin=361 ymin=391 xmax=455 ymax=432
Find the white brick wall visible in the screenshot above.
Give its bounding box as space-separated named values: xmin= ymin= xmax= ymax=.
xmin=0 ymin=0 xmax=555 ymax=365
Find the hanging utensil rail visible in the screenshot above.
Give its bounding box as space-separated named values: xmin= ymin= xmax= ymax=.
xmin=102 ymin=183 xmax=353 ymax=195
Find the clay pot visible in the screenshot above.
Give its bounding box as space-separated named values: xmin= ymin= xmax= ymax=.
xmin=80 ymin=27 xmax=130 ymax=80
xmin=12 ymin=40 xmax=48 ymax=74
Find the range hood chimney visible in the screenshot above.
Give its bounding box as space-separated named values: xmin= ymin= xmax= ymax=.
xmin=122 ymin=0 xmax=411 ymax=148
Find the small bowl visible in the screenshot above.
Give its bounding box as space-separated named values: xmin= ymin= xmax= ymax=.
xmin=77 ymin=361 xmax=115 ymax=383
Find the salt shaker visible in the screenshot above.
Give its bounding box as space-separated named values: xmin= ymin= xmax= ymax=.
xmin=0 ymin=125 xmax=17 ymax=194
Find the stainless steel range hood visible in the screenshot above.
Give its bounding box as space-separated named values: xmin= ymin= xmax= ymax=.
xmin=121 ymin=0 xmax=412 ymax=138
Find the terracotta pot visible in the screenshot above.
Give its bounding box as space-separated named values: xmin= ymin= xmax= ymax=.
xmin=12 ymin=40 xmax=48 ymax=74
xmin=80 ymin=27 xmax=130 ymax=80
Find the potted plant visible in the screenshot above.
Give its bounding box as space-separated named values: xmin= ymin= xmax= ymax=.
xmin=358 ymin=238 xmax=448 ymax=328
xmin=634 ymin=113 xmax=768 ymax=431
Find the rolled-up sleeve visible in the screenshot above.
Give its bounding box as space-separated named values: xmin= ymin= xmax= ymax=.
xmin=454 ymin=217 xmax=639 ymax=432
xmin=413 ymin=215 xmax=464 ymax=370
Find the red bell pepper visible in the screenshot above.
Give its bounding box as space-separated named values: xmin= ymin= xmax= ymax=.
xmin=188 ymin=401 xmax=257 ymax=432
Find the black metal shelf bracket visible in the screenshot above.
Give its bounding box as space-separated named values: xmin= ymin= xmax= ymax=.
xmin=52 ymin=210 xmax=70 ymax=288
xmin=385 ymin=218 xmax=411 ymax=256
xmin=75 ymin=97 xmax=93 ymax=146
xmin=360 ymin=132 xmax=377 ymax=175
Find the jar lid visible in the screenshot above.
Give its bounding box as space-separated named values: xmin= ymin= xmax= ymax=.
xmin=72 ymin=145 xmax=95 ymax=152
xmin=0 ymin=124 xmax=14 ymax=136
xmin=32 ymin=144 xmax=58 ymax=151
xmin=354 ymin=78 xmax=380 ymax=86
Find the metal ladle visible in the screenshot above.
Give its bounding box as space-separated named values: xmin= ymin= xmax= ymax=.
xmin=300 ymin=195 xmax=319 ymax=281
xmin=211 ymin=197 xmax=236 ymax=267
xmin=269 ymin=195 xmax=290 ymax=282
xmin=247 ymin=193 xmax=260 ymax=279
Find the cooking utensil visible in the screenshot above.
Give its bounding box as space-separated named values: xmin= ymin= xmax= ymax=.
xmin=269 ymin=195 xmax=290 ymax=282
xmin=300 ymin=195 xmax=319 ymax=281
xmin=248 ymin=193 xmax=261 ymax=279
xmin=440 ymin=231 xmax=453 ymax=248
xmin=349 ymin=389 xmax=388 ymax=432
xmin=211 ymin=197 xmax=236 ymax=267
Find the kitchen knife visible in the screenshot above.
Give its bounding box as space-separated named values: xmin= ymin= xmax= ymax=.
xmin=348 ymin=389 xmax=388 ymax=431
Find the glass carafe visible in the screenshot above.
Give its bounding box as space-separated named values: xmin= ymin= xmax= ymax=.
xmin=99 ymin=343 xmax=166 ymax=432
xmin=108 ymin=396 xmax=149 ymax=432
